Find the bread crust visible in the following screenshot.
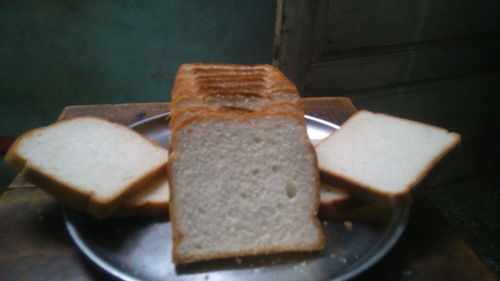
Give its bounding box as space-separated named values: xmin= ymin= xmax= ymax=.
xmin=4 ymin=116 xmax=169 ymax=218
xmin=178 ymin=62 xmax=274 ymax=71
xmin=168 ymin=112 xmax=325 ymax=264
xmin=4 ymin=128 xmax=42 ymax=170
xmin=169 ymin=102 xmax=304 ymax=130
xmin=171 ymin=63 xmax=299 ymax=104
xmin=111 ymin=201 xmax=169 ymax=217
xmin=260 ymin=102 xmax=304 ymax=115
xmin=173 ymin=88 xmax=299 ymax=104
xmin=166 ymin=151 xmax=183 ymax=262
xmin=171 ymin=92 xmax=299 ymax=115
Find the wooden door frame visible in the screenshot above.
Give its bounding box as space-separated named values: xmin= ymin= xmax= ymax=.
xmin=272 ymin=0 xmax=316 ymax=93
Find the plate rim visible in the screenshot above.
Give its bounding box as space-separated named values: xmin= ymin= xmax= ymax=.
xmin=62 ymin=112 xmax=410 ymax=281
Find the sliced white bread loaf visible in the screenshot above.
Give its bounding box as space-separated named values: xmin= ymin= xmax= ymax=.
xmin=4 ymin=117 xmax=168 ymax=218
xmin=168 ymin=112 xmax=325 ymax=264
xmin=316 ymin=110 xmax=461 ymax=206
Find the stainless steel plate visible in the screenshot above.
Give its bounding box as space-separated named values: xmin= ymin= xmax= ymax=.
xmin=63 ymin=113 xmax=409 ymax=281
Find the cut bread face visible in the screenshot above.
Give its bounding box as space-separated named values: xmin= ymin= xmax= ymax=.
xmin=316 ymin=110 xmax=461 ymax=206
xmin=169 ymin=112 xmax=324 ymax=264
xmin=4 ymin=117 xmax=168 ymax=218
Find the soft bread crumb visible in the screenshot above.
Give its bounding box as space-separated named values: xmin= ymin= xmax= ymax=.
xmin=169 ymin=114 xmax=324 ymax=263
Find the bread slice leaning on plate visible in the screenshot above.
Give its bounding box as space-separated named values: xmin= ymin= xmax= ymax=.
xmin=4 ymin=117 xmax=168 ymax=218
xmin=316 ymin=110 xmax=461 ymax=207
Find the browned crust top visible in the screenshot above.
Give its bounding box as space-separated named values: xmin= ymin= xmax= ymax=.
xmin=171 ymin=63 xmax=298 ymax=104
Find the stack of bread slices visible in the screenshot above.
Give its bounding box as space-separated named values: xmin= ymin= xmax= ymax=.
xmin=4 ymin=117 xmax=169 ymax=218
xmin=167 ymin=63 xmax=325 ymax=263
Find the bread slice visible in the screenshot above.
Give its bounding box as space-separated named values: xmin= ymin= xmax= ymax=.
xmin=318 ymin=182 xmax=355 ymax=215
xmin=111 ymin=172 xmax=169 ymax=217
xmin=316 ymin=110 xmax=461 ymax=206
xmin=168 ymin=112 xmax=325 ymax=264
xmin=4 ymin=117 xmax=168 ymax=218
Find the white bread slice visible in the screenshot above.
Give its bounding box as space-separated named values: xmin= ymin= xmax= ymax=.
xmin=168 ymin=112 xmax=325 ymax=264
xmin=111 ymin=172 xmax=169 ymax=216
xmin=4 ymin=117 xmax=168 ymax=218
xmin=316 ymin=110 xmax=461 ymax=206
xmin=318 ymin=182 xmax=366 ymax=220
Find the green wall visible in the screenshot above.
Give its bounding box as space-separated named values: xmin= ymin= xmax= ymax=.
xmin=0 ymin=0 xmax=276 ymax=135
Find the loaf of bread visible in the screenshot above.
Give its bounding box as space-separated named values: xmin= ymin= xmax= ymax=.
xmin=4 ymin=117 xmax=169 ymax=218
xmin=168 ymin=63 xmax=324 ymax=264
xmin=316 ymin=110 xmax=461 ymax=206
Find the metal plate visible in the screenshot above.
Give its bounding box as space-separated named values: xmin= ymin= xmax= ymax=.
xmin=63 ymin=113 xmax=409 ymax=281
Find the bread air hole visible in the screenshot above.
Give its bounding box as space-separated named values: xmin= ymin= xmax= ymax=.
xmin=286 ymin=183 xmax=297 ymax=199
xmin=253 ymin=137 xmax=262 ymax=143
xmin=252 ymin=168 xmax=260 ymax=175
xmin=271 ymin=165 xmax=280 ymax=172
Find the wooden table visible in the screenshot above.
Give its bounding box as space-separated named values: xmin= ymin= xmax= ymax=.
xmin=0 ymin=98 xmax=496 ymax=281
